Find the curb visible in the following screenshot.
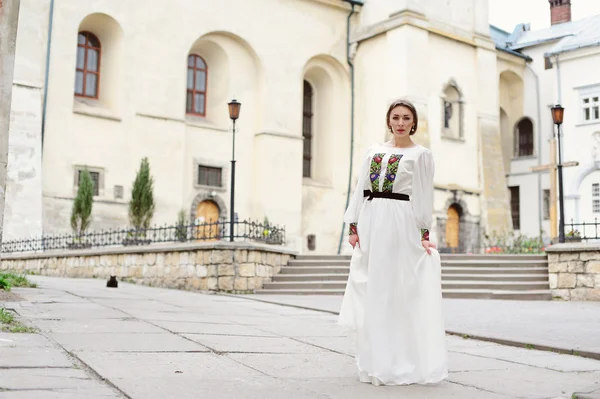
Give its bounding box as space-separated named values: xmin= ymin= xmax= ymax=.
xmin=223 ymin=293 xmax=600 ymax=362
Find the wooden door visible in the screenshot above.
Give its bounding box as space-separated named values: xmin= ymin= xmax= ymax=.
xmin=195 ymin=200 xmax=219 ymax=240
xmin=446 ymin=205 xmax=460 ymax=249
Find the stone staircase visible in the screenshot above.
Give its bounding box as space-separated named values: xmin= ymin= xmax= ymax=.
xmin=256 ymin=254 xmax=551 ymax=300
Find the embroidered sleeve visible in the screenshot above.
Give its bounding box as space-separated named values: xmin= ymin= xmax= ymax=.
xmin=421 ymin=229 xmax=430 ymax=241
xmin=349 ymin=223 xmax=358 ymax=236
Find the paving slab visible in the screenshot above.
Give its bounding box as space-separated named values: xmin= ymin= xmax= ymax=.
xmin=3 ymin=276 xmax=600 ymax=399
xmin=227 ymin=352 xmax=358 ymax=379
xmin=151 ymin=320 xmax=276 ymax=336
xmin=0 ymin=388 xmax=122 ymax=399
xmin=236 ymin=294 xmax=600 ymax=358
xmin=49 ymin=332 xmax=207 ymax=353
xmin=450 ymin=367 xmax=600 ymax=398
xmin=183 ymin=334 xmax=327 ymax=353
xmin=109 ymin=376 xmax=326 ymax=399
xmin=74 ymin=352 xmax=264 ymax=379
xmin=32 ymin=318 xmax=165 ymax=334
xmin=289 ymin=378 xmax=514 ymax=399
xmin=0 ymin=368 xmax=110 ymax=391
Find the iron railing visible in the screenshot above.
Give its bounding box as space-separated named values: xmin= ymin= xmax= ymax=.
xmin=565 ymin=219 xmax=600 ymax=241
xmin=1 ymin=219 xmax=286 ymax=254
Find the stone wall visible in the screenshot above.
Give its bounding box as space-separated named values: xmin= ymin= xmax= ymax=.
xmin=546 ymin=243 xmax=600 ymax=301
xmin=0 ymin=242 xmax=295 ymax=293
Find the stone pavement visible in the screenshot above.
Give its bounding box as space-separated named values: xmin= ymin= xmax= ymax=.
xmin=0 ymin=276 xmax=598 ymax=399
xmin=236 ymin=295 xmax=600 ymax=359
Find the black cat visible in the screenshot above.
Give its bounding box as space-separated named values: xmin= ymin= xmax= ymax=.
xmin=106 ymin=276 xmax=118 ymax=288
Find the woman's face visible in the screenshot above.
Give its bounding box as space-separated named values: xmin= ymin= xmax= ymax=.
xmin=388 ymin=105 xmax=415 ymax=138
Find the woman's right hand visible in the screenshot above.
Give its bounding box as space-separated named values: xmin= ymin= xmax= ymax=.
xmin=349 ymin=233 xmax=359 ymax=249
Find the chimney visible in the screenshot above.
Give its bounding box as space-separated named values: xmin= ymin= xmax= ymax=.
xmin=549 ymin=0 xmax=572 ymax=25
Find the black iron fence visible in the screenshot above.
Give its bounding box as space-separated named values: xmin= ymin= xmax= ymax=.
xmin=565 ymin=219 xmax=600 ymax=241
xmin=1 ymin=219 xmax=286 ymax=254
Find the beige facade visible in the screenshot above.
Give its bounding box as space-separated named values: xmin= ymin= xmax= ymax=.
xmin=5 ymin=0 xmax=519 ymax=253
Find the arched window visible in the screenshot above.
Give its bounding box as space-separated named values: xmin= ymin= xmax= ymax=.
xmin=186 ymin=54 xmax=208 ymax=116
xmin=515 ymin=118 xmax=534 ymax=157
xmin=441 ymin=82 xmax=463 ymax=139
xmin=75 ymin=32 xmax=101 ymax=98
xmin=302 ymin=80 xmax=313 ymax=178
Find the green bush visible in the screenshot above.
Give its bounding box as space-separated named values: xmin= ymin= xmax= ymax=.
xmin=70 ymin=168 xmax=94 ymax=236
xmin=129 ymin=157 xmax=155 ymax=232
xmin=0 ymin=273 xmax=37 ymax=291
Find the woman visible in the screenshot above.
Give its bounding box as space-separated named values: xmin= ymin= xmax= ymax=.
xmin=338 ymin=99 xmax=448 ymax=386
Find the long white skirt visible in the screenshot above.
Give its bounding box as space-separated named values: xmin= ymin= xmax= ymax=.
xmin=338 ymin=198 xmax=448 ymax=386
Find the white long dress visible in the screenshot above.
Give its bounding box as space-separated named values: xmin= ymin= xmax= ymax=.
xmin=338 ymin=142 xmax=448 ymax=386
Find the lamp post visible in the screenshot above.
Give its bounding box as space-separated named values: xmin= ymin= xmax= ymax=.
xmin=551 ymin=104 xmax=565 ymax=243
xmin=228 ymin=99 xmax=241 ymax=242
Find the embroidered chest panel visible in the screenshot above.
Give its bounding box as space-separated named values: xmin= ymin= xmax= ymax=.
xmin=369 ymin=153 xmax=403 ymax=192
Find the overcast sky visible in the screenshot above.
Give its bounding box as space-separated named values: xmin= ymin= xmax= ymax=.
xmin=488 ymin=0 xmax=600 ymax=32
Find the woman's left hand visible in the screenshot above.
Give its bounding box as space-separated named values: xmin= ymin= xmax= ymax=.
xmin=422 ymin=240 xmax=437 ymax=255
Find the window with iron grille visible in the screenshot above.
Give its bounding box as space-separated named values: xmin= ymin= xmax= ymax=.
xmin=543 ymin=189 xmax=550 ymax=220
xmin=302 ymin=80 xmax=313 ymax=178
xmin=198 ymin=165 xmax=222 ymax=187
xmin=509 ymin=186 xmax=520 ymax=230
xmin=593 ymin=183 xmax=600 ymax=213
xmin=75 ymin=31 xmax=101 ymax=99
xmin=186 ymin=54 xmax=208 ymax=116
xmin=515 ymin=118 xmax=534 ymax=157
xmin=77 ymin=170 xmax=100 ymax=196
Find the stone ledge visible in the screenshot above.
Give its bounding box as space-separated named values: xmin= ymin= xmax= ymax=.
xmin=1 ymin=241 xmax=297 ymax=260
xmin=545 ymin=242 xmax=600 ymax=253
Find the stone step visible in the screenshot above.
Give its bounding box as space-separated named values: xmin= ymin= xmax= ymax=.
xmin=273 ymin=273 xmax=547 ymax=283
xmin=441 ymin=260 xmax=548 ymax=267
xmin=262 ymin=280 xmax=549 ymax=291
xmin=280 ymin=266 xmax=350 ymax=275
xmin=440 ymin=254 xmax=547 ymax=261
xmin=287 ymin=260 xmax=548 ymax=268
xmin=288 ymin=260 xmax=352 ymax=267
xmin=262 ymin=281 xmax=347 ymax=290
xmin=441 ymin=289 xmax=553 ymax=300
xmin=273 ymin=274 xmax=349 ymax=282
xmin=440 ymin=274 xmax=548 ymax=282
xmin=281 ymin=266 xmax=548 ymax=274
xmin=442 ymin=267 xmax=548 ymax=275
xmin=442 ymin=281 xmax=549 ymax=290
xmin=295 ymin=255 xmax=352 ymax=261
xmin=254 ymin=288 xmax=552 ymax=300
xmin=294 ymin=254 xmax=547 ymax=262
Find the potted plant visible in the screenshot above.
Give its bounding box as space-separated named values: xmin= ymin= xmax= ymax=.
xmin=565 ymin=229 xmax=582 ymax=243
xmin=69 ymin=169 xmax=94 ymax=249
xmin=124 ymin=157 xmax=155 ymax=246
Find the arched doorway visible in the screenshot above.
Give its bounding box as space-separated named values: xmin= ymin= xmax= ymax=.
xmin=446 ymin=204 xmax=461 ymax=250
xmin=195 ymin=200 xmax=220 ymax=240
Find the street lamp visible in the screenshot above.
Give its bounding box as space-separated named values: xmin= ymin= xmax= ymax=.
xmin=228 ymin=99 xmax=241 ymax=242
xmin=551 ymin=104 xmax=566 ymax=243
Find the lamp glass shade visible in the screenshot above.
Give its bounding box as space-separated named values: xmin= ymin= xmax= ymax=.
xmin=228 ymin=99 xmax=241 ymax=121
xmin=551 ymin=104 xmax=564 ymax=125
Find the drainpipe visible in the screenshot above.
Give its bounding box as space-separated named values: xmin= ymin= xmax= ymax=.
xmin=337 ymin=1 xmax=359 ymax=254
xmin=526 ymin=63 xmax=543 ymax=237
xmin=41 ymin=0 xmax=55 ymax=151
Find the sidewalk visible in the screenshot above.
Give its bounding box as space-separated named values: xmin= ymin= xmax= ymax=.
xmin=0 ymin=276 xmax=599 ymax=399
xmin=234 ymin=294 xmax=600 ymax=359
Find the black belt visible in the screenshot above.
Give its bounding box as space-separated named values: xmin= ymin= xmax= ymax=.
xmin=363 ymin=190 xmax=409 ymax=201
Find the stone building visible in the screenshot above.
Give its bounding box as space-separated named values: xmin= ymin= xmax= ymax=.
xmin=5 ymin=0 xmax=535 ymax=254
